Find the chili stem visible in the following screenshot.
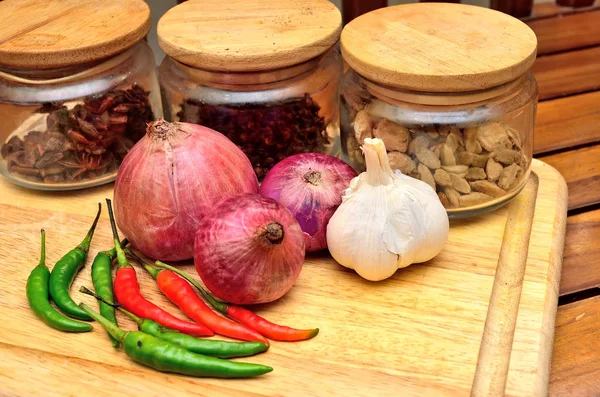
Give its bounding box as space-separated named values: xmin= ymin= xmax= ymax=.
xmin=142 ymin=262 xmax=161 ymax=279
xmin=79 ymin=286 xmax=120 ymax=307
xmin=79 ymin=286 xmax=144 ymax=327
xmin=124 ymin=249 xmax=149 ymax=268
xmin=153 ymin=260 xmax=228 ymax=314
xmin=78 ymin=203 xmax=102 ymax=252
xmin=79 ymin=303 xmax=127 ymax=342
xmin=39 ymin=229 xmax=46 ymax=267
xmin=99 ymin=239 xmax=129 ymax=257
xmin=125 ymin=249 xmax=162 ymax=279
xmin=105 ymin=199 xmax=129 ymax=269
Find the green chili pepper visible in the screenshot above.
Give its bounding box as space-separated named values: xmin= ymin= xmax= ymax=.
xmin=79 ymin=303 xmax=273 ymax=378
xmin=91 ymin=240 xmax=127 ymax=348
xmin=80 ymin=286 xmax=268 ymax=358
xmin=136 ymin=318 xmax=269 ymax=359
xmin=49 ymin=203 xmax=101 ymax=320
xmin=26 ymin=230 xmax=92 ymax=333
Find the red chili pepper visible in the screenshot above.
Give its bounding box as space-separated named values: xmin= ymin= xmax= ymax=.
xmin=106 ymin=199 xmax=213 ymax=338
xmin=154 ymin=261 xmax=319 ymax=342
xmin=225 ymin=306 xmax=318 ymax=342
xmin=113 ymin=268 xmax=213 ymax=337
xmin=137 ymin=259 xmax=269 ymax=344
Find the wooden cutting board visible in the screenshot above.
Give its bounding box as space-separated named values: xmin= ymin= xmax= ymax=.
xmin=0 ymin=159 xmax=567 ymax=397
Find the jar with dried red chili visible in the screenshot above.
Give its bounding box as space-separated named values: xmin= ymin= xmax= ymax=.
xmin=0 ymin=0 xmax=162 ymax=190
xmin=157 ymin=0 xmax=342 ymax=179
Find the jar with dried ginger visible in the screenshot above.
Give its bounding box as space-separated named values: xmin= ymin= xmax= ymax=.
xmin=340 ymin=3 xmax=538 ymax=218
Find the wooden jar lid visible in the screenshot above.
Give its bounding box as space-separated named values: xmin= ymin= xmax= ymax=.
xmin=0 ymin=0 xmax=151 ymax=69
xmin=341 ymin=3 xmax=538 ymax=92
xmin=157 ymin=0 xmax=342 ymax=72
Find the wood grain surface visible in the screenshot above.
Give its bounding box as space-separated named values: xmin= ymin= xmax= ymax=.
xmin=157 ymin=0 xmax=341 ymax=71
xmin=0 ymin=159 xmax=567 ymax=396
xmin=0 ymin=0 xmax=150 ymax=69
xmin=340 ymin=3 xmax=537 ymax=92
xmin=541 ymin=145 xmax=600 ymax=210
xmin=550 ymin=296 xmax=600 ymax=396
xmin=560 ymin=210 xmax=600 ymax=295
xmin=532 ymin=46 xmax=600 ymax=100
xmin=534 ymin=91 xmax=600 ymax=154
xmin=528 ymin=10 xmax=600 ymax=55
xmin=471 ymin=175 xmax=539 ymax=396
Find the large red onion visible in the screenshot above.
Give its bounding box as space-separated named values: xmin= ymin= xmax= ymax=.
xmin=258 ymin=153 xmax=357 ymax=252
xmin=195 ymin=193 xmax=305 ymax=305
xmin=114 ymin=120 xmax=258 ymax=261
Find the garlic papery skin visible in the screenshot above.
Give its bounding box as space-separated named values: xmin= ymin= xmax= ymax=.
xmin=326 ymin=138 xmax=449 ymax=281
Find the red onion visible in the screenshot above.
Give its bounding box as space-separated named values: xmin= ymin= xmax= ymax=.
xmin=195 ymin=193 xmax=305 ymax=305
xmin=258 ymin=153 xmax=357 ymax=252
xmin=114 ymin=120 xmax=258 ymax=261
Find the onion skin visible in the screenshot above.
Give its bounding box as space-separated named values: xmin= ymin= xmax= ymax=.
xmin=194 ymin=193 xmax=305 ymax=305
xmin=114 ymin=120 xmax=258 ymax=261
xmin=259 ymin=153 xmax=357 ymax=252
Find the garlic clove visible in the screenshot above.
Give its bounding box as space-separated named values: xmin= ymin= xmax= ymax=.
xmin=391 ymin=171 xmax=449 ymax=264
xmin=338 ymin=188 xmax=403 ymax=281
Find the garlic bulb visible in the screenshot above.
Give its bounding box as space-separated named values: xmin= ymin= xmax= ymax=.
xmin=327 ymin=138 xmax=449 ymax=281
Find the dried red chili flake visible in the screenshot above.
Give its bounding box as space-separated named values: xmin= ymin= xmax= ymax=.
xmin=1 ymin=84 xmax=153 ymax=185
xmin=177 ymin=93 xmax=328 ymax=178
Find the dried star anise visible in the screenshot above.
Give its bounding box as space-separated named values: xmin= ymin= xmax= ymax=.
xmin=177 ymin=93 xmax=328 ymax=179
xmin=1 ymin=84 xmax=154 ymax=185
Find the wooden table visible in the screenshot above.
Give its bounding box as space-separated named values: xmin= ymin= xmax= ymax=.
xmin=525 ymin=2 xmax=600 ymax=395
xmin=0 ymin=3 xmax=597 ymax=394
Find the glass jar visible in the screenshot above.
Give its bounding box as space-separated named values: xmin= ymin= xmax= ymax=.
xmin=157 ymin=0 xmax=342 ymax=179
xmin=341 ymin=71 xmax=537 ymax=218
xmin=0 ymin=0 xmax=161 ymax=190
xmin=340 ymin=3 xmax=538 ymax=218
xmin=160 ymin=50 xmax=342 ymax=179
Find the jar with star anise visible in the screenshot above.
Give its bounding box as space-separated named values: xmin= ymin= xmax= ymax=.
xmin=0 ymin=0 xmax=162 ymax=190
xmin=157 ymin=0 xmax=342 ymax=179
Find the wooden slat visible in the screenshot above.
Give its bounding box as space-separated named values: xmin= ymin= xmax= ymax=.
xmin=490 ymin=0 xmax=533 ymax=19
xmin=533 ymin=46 xmax=600 ymax=100
xmin=540 ymin=144 xmax=600 ymax=210
xmin=534 ymin=91 xmax=600 ymax=154
xmin=560 ymin=210 xmax=600 ymax=295
xmin=528 ymin=10 xmax=600 ymax=55
xmin=526 ymin=1 xmax=599 ymax=19
xmin=550 ymin=296 xmax=600 ymax=396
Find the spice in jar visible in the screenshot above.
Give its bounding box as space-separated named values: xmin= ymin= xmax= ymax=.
xmin=349 ymin=110 xmax=528 ymax=209
xmin=177 ymin=94 xmax=328 ymax=179
xmin=1 ymin=85 xmax=153 ymax=184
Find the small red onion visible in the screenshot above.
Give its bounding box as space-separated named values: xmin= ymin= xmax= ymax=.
xmin=258 ymin=153 xmax=357 ymax=252
xmin=114 ymin=120 xmax=258 ymax=261
xmin=195 ymin=193 xmax=305 ymax=305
